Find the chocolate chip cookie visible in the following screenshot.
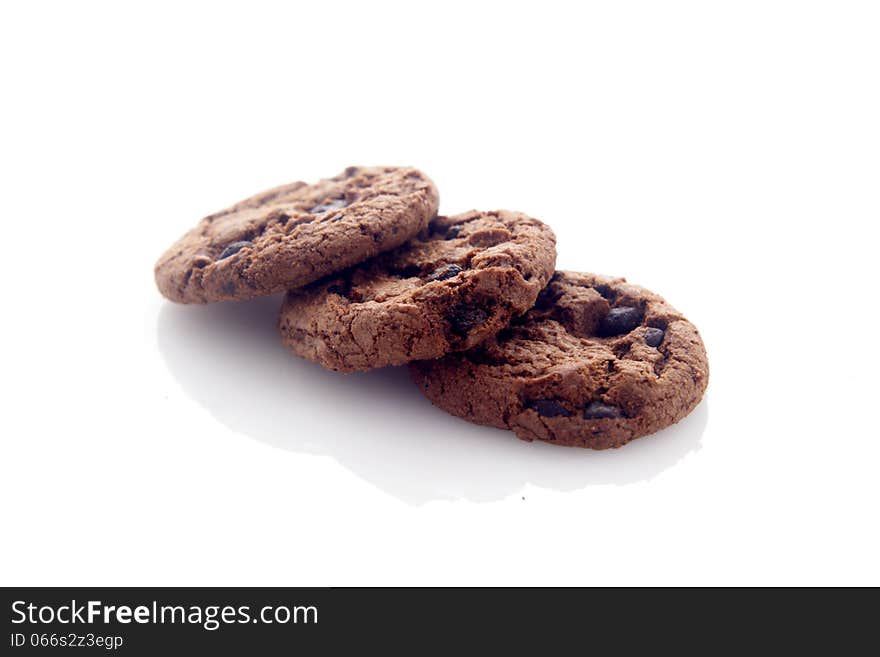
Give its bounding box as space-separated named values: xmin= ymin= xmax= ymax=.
xmin=278 ymin=211 xmax=557 ymax=372
xmin=409 ymin=271 xmax=708 ymax=449
xmin=155 ymin=166 xmax=439 ymax=303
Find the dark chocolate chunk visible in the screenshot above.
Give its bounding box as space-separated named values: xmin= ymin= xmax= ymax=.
xmin=310 ymin=198 xmax=348 ymax=214
xmin=583 ymin=402 xmax=622 ymax=419
xmin=644 ymin=327 xmax=665 ymax=348
xmin=217 ymin=241 xmax=253 ymax=260
xmin=598 ymin=307 xmax=643 ymax=337
xmin=427 ymin=264 xmax=463 ymax=282
xmin=529 ymin=400 xmax=571 ymax=417
xmin=449 ymin=303 xmax=488 ymax=336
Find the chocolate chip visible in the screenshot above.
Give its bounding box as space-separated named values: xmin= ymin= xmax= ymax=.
xmin=449 ymin=303 xmax=488 ymax=336
xmin=310 ymin=198 xmax=348 ymax=214
xmin=583 ymin=402 xmax=622 ymax=419
xmin=598 ymin=307 xmax=643 ymax=337
xmin=217 ymin=241 xmax=253 ymax=260
xmin=444 ymin=225 xmax=463 ymax=240
xmin=528 ymin=400 xmax=571 ymax=418
xmin=645 ymin=327 xmax=665 ymax=348
xmin=427 ymin=264 xmax=463 ymax=282
xmin=221 ymin=281 xmax=237 ymax=296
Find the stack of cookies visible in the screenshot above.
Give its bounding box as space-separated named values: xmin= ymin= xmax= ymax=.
xmin=155 ymin=166 xmax=708 ymax=449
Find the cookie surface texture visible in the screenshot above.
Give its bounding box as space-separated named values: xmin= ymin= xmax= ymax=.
xmin=409 ymin=271 xmax=709 ymax=449
xmin=155 ymin=166 xmax=439 ymax=303
xmin=278 ymin=211 xmax=557 ymax=372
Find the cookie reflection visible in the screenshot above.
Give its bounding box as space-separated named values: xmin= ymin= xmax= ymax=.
xmin=156 ymin=296 xmax=708 ymax=505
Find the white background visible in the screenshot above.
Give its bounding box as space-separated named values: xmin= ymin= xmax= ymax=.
xmin=1 ymin=1 xmax=878 ymax=586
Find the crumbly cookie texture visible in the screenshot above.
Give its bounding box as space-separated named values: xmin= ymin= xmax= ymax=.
xmin=409 ymin=271 xmax=709 ymax=449
xmin=155 ymin=166 xmax=439 ymax=303
xmin=278 ymin=211 xmax=557 ymax=372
